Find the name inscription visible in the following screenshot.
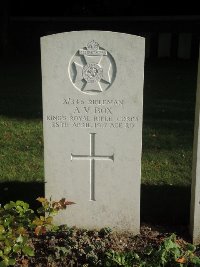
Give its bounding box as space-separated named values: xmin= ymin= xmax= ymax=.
xmin=46 ymin=98 xmax=139 ymax=129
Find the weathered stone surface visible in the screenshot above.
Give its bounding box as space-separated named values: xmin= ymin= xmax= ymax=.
xmin=190 ymin=48 xmax=200 ymax=244
xmin=41 ymin=31 xmax=145 ymax=234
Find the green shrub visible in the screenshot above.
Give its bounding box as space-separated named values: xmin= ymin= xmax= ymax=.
xmin=32 ymin=226 xmax=112 ymax=266
xmin=1 ymin=198 xmax=200 ymax=266
xmin=0 ymin=200 xmax=35 ymax=266
xmin=0 ymin=197 xmax=74 ymax=266
xmin=105 ymin=234 xmax=200 ymax=267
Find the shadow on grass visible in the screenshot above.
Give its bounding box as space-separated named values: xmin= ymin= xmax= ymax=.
xmin=0 ymin=56 xmax=42 ymax=119
xmin=0 ymin=182 xmax=191 ymax=226
xmin=0 ymin=182 xmax=44 ymax=210
xmin=141 ymin=184 xmax=191 ymax=225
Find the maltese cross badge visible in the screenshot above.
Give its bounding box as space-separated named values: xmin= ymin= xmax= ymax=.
xmin=68 ymin=40 xmax=116 ymax=95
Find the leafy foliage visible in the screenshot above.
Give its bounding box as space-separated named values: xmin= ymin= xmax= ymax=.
xmin=0 ymin=200 xmax=35 ymax=266
xmin=1 ymin=198 xmax=200 ymax=266
xmin=105 ymin=234 xmax=200 ymax=267
xmin=31 ymin=226 xmax=112 ymax=266
xmin=0 ymin=197 xmax=74 ymax=266
xmin=33 ymin=197 xmax=75 ymax=236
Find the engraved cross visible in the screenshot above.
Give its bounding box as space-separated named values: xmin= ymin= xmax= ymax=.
xmin=71 ymin=133 xmax=114 ymax=201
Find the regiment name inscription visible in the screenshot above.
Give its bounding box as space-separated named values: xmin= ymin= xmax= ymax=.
xmin=46 ymin=98 xmax=139 ymax=129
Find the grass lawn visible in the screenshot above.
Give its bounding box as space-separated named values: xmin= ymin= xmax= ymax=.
xmin=0 ymin=116 xmax=43 ymax=182
xmin=142 ymin=59 xmax=197 ymax=187
xmin=0 ymin=56 xmax=44 ymax=182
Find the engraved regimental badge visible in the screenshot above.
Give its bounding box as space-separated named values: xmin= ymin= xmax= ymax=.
xmin=68 ymin=40 xmax=116 ymax=95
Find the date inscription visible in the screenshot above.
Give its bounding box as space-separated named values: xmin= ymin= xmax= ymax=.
xmin=46 ymin=98 xmax=139 ymax=129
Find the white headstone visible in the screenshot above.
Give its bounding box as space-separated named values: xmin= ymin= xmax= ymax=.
xmin=158 ymin=33 xmax=171 ymax=58
xmin=190 ymin=48 xmax=200 ymax=244
xmin=178 ymin=33 xmax=192 ymax=59
xmin=41 ymin=31 xmax=145 ymax=234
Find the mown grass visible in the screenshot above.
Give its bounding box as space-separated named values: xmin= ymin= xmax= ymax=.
xmin=142 ymin=59 xmax=197 ymax=186
xmin=0 ymin=116 xmax=43 ymax=182
xmin=0 ymin=57 xmax=198 ymax=188
xmin=0 ymin=56 xmax=43 ymax=182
